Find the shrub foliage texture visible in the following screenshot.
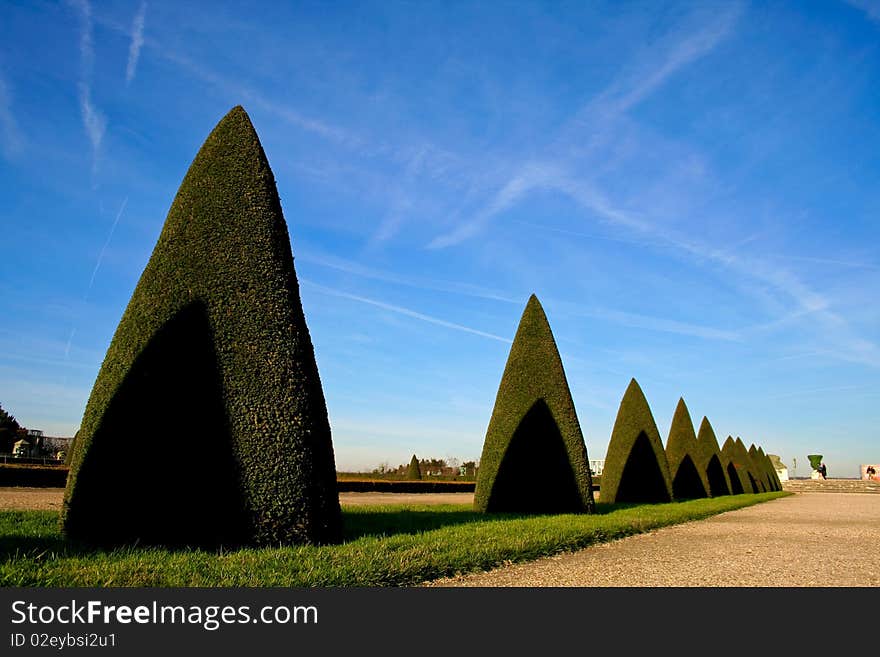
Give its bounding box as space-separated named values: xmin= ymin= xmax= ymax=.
xmin=474 ymin=295 xmax=594 ymax=513
xmin=735 ymin=438 xmax=762 ymax=493
xmin=62 ymin=106 xmax=342 ymax=547
xmin=665 ymin=398 xmax=709 ymax=500
xmin=407 ymin=455 xmax=422 ymax=481
xmin=601 ymin=379 xmax=673 ymax=504
xmin=694 ymin=417 xmax=732 ymax=497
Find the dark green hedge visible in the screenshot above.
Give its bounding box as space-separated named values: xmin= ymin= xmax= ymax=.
xmin=600 ymin=379 xmax=672 ymax=504
xmin=406 ymin=455 xmax=422 ymax=481
xmin=665 ymin=398 xmax=709 ymax=500
xmin=766 ymin=450 xmax=783 ymax=490
xmin=694 ymin=417 xmax=731 ymax=496
xmin=62 ymin=106 xmax=341 ymax=548
xmin=0 ymin=464 xmax=68 ymax=487
xmin=337 ymin=480 xmax=474 ymax=493
xmin=474 ymin=295 xmax=594 ymax=513
xmin=721 ymin=436 xmax=748 ymax=494
xmin=748 ymin=444 xmax=771 ymax=492
xmin=735 ymin=438 xmax=761 ymax=493
xmin=756 ymin=447 xmax=780 ymax=491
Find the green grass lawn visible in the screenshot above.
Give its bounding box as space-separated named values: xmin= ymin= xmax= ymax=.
xmin=1 ymin=492 xmax=787 ymax=587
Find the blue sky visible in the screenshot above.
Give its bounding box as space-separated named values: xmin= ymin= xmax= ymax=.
xmin=1 ymin=0 xmax=878 ymax=477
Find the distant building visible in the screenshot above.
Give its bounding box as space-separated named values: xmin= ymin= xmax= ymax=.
xmin=768 ymin=454 xmax=788 ymax=482
xmin=589 ymin=459 xmax=605 ymax=476
xmin=8 ymin=433 xmax=71 ymax=461
xmin=13 ymin=439 xmax=32 ymax=458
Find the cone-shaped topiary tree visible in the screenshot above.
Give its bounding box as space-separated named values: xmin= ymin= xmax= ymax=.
xmin=721 ymin=436 xmax=748 ymax=494
xmin=759 ymin=448 xmax=781 ymax=490
xmin=474 ymin=295 xmax=594 ymax=513
xmin=601 ymin=379 xmax=673 ymax=504
xmin=756 ymin=446 xmax=779 ymax=491
xmin=665 ymin=398 xmax=709 ymax=500
xmin=728 ymin=438 xmax=758 ymax=493
xmin=407 ymin=454 xmax=422 ymax=480
xmin=62 ymin=106 xmax=342 ymax=548
xmin=694 ymin=417 xmax=731 ymax=496
xmin=734 ymin=438 xmax=762 ymax=493
xmin=748 ymin=444 xmax=771 ymax=492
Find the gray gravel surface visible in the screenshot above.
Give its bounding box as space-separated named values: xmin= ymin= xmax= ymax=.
xmin=428 ymin=492 xmax=880 ymax=587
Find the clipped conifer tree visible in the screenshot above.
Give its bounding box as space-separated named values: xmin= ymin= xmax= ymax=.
xmin=601 ymin=379 xmax=673 ymax=504
xmin=62 ymin=106 xmax=342 ymax=547
xmin=756 ymin=447 xmax=779 ymax=491
xmin=736 ymin=438 xmax=762 ymax=493
xmin=721 ymin=436 xmax=748 ymax=494
xmin=748 ymin=444 xmax=771 ymax=492
xmin=407 ymin=454 xmax=422 ymax=480
xmin=765 ymin=450 xmax=783 ymax=490
xmin=665 ymin=398 xmax=709 ymax=499
xmin=474 ymin=295 xmax=594 ymax=513
xmin=694 ymin=417 xmax=731 ymax=496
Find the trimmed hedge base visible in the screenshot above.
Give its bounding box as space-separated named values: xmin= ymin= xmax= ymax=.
xmin=0 ymin=469 xmax=601 ymax=494
xmin=0 ymin=468 xmax=472 ymax=493
xmin=0 ymin=465 xmax=69 ymax=488
xmin=338 ymin=480 xmax=475 ymax=493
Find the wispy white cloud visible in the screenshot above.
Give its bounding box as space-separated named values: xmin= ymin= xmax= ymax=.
xmin=424 ymin=2 xmax=880 ymax=367
xmin=87 ymin=197 xmax=128 ymax=295
xmin=766 ymin=384 xmax=870 ymax=400
xmin=559 ymin=186 xmax=880 ymax=366
xmin=302 ymin=280 xmax=512 ymax=344
xmin=70 ymin=0 xmax=106 ymax=172
xmin=62 ymin=197 xmax=127 ymax=365
xmin=0 ymin=73 xmax=24 ymax=158
xmin=585 ymin=6 xmax=743 ymax=120
xmin=769 ymin=254 xmax=879 ymax=271
xmin=125 ymin=1 xmax=147 ymax=84
xmin=428 ymin=162 xmax=563 ymax=249
xmin=844 ymin=0 xmax=880 ymax=23
xmin=299 ymin=251 xmax=521 ymax=305
xmin=567 ymin=305 xmax=742 ymax=342
xmin=430 ymin=6 xmax=743 ymax=249
xmin=102 ymin=16 xmax=353 ymax=144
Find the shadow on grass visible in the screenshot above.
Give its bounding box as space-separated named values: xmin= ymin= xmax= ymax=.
xmin=1 ymin=502 xmax=650 ymax=559
xmin=340 ymin=501 xmax=633 ymax=540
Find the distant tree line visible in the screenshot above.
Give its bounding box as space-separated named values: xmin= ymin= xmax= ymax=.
xmin=342 ymin=456 xmax=479 ymax=481
xmin=0 ymin=402 xmax=25 ymax=454
xmin=0 ymin=402 xmax=70 ymax=458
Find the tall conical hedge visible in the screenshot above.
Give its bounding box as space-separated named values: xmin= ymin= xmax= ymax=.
xmin=665 ymin=398 xmax=709 ymax=499
xmin=721 ymin=436 xmax=748 ymax=494
xmin=407 ymin=454 xmax=422 ymax=480
xmin=474 ymin=295 xmax=594 ymax=513
xmin=748 ymin=444 xmax=771 ymax=492
xmin=601 ymin=379 xmax=672 ymax=504
xmin=694 ymin=417 xmax=731 ymax=496
xmin=62 ymin=106 xmax=342 ymax=547
xmin=736 ymin=438 xmax=761 ymax=493
xmin=758 ymin=448 xmax=781 ymax=490
xmin=755 ymin=446 xmax=779 ymax=491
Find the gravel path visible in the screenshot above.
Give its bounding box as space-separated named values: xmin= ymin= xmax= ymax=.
xmin=428 ymin=492 xmax=880 ymax=587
